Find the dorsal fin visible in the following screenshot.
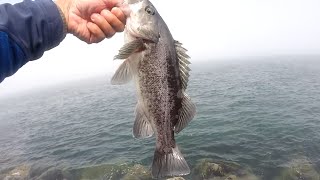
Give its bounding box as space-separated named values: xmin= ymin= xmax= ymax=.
xmin=175 ymin=40 xmax=191 ymax=90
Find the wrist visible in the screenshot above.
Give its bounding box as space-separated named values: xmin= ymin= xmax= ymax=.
xmin=54 ymin=0 xmax=70 ymax=34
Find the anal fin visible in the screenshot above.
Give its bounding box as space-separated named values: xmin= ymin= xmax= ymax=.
xmin=133 ymin=103 xmax=154 ymax=138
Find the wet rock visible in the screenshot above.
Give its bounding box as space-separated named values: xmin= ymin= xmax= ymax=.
xmin=36 ymin=167 xmax=72 ymax=180
xmin=275 ymin=157 xmax=320 ymax=180
xmin=192 ymin=159 xmax=260 ymax=180
xmin=77 ymin=163 xmax=184 ymax=180
xmin=193 ymin=160 xmax=224 ymax=179
xmin=28 ymin=164 xmax=51 ymax=179
xmin=207 ymin=174 xmax=260 ymax=180
xmin=75 ymin=164 xmax=130 ymax=180
xmin=192 ymin=159 xmax=229 ymax=179
xmin=238 ymin=174 xmax=261 ymax=180
xmin=166 ymin=177 xmax=186 ymax=180
xmin=225 ymin=175 xmax=237 ymax=180
xmin=121 ymin=164 xmax=151 ymax=180
xmin=26 ymin=164 xmax=74 ymax=180
xmin=1 ymin=165 xmax=30 ymax=180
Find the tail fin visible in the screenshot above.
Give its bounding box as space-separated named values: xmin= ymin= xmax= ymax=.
xmin=151 ymin=145 xmax=190 ymax=179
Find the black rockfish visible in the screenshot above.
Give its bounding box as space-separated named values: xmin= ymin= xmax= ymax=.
xmin=112 ymin=0 xmax=196 ymax=178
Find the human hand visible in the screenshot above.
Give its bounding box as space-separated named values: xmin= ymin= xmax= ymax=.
xmin=55 ymin=0 xmax=126 ymax=44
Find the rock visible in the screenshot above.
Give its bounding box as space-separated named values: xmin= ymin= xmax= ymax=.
xmin=2 ymin=165 xmax=30 ymax=180
xmin=192 ymin=159 xmax=260 ymax=180
xmin=236 ymin=174 xmax=260 ymax=180
xmin=225 ymin=175 xmax=237 ymax=180
xmin=207 ymin=174 xmax=260 ymax=180
xmin=275 ymin=156 xmax=320 ymax=180
xmin=75 ymin=164 xmax=130 ymax=180
xmin=121 ymin=164 xmax=151 ymax=180
xmin=36 ymin=167 xmax=72 ymax=180
xmin=28 ymin=164 xmax=51 ymax=179
xmin=70 ymin=163 xmax=151 ymax=180
xmin=193 ymin=160 xmax=224 ymax=179
xmin=166 ymin=177 xmax=186 ymax=180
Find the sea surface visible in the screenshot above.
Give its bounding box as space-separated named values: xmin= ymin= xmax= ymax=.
xmin=0 ymin=57 xmax=320 ymax=179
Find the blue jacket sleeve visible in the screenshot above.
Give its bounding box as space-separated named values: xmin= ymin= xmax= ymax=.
xmin=0 ymin=0 xmax=66 ymax=83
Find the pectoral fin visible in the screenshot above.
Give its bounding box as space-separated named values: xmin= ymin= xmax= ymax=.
xmin=114 ymin=39 xmax=145 ymax=60
xmin=111 ymin=60 xmax=132 ymax=85
xmin=133 ymin=103 xmax=154 ymax=138
xmin=174 ymin=93 xmax=196 ymax=133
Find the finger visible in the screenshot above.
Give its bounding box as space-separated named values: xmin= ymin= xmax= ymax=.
xmin=104 ymin=0 xmax=124 ymax=10
xmin=87 ymin=21 xmax=105 ymax=43
xmin=111 ymin=7 xmax=126 ymax=25
xmin=91 ymin=13 xmax=116 ymax=38
xmin=101 ymin=9 xmax=125 ymax=32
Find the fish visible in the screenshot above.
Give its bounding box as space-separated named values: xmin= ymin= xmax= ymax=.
xmin=112 ymin=0 xmax=196 ymax=178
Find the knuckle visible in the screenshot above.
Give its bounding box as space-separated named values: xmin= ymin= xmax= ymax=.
xmin=106 ymin=30 xmax=116 ymax=38
xmin=117 ymin=24 xmax=125 ymax=32
xmin=103 ymin=10 xmax=122 ymax=26
xmin=107 ymin=15 xmax=118 ymax=25
xmin=112 ymin=8 xmax=123 ymax=18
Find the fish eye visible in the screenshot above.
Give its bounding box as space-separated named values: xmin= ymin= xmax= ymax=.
xmin=145 ymin=6 xmax=155 ymax=15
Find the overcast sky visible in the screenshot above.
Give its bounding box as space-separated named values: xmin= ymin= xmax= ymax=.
xmin=0 ymin=0 xmax=320 ymax=96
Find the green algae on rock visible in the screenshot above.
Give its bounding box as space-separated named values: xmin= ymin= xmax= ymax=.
xmin=192 ymin=159 xmax=260 ymax=180
xmin=0 ymin=165 xmax=30 ymax=180
xmin=275 ymin=156 xmax=320 ymax=180
xmin=121 ymin=164 xmax=152 ymax=180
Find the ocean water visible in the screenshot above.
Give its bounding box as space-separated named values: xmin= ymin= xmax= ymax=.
xmin=0 ymin=57 xmax=320 ymax=179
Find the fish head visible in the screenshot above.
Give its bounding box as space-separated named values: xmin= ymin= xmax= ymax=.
xmin=125 ymin=0 xmax=160 ymax=43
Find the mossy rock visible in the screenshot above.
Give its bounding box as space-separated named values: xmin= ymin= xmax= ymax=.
xmin=1 ymin=165 xmax=30 ymax=180
xmin=69 ymin=163 xmax=152 ymax=180
xmin=192 ymin=159 xmax=258 ymax=180
xmin=37 ymin=168 xmax=63 ymax=180
xmin=166 ymin=177 xmax=186 ymax=180
xmin=275 ymin=157 xmax=320 ymax=180
xmin=74 ymin=163 xmax=133 ymax=180
xmin=121 ymin=164 xmax=151 ymax=180
xmin=192 ymin=159 xmax=234 ymax=179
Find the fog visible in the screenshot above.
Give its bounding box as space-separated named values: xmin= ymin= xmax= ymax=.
xmin=1 ymin=0 xmax=320 ymax=96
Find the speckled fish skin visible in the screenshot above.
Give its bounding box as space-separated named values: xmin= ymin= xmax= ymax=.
xmin=112 ymin=0 xmax=196 ymax=178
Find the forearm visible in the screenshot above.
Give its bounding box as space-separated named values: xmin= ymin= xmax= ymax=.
xmin=0 ymin=32 xmax=27 ymax=83
xmin=0 ymin=0 xmax=66 ymax=82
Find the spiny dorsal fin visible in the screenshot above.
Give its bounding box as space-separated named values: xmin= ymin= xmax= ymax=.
xmin=175 ymin=40 xmax=191 ymax=90
xmin=114 ymin=39 xmax=145 ymax=60
xmin=174 ymin=92 xmax=196 ymax=133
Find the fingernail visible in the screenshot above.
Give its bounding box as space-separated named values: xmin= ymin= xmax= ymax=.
xmin=91 ymin=14 xmax=98 ymax=22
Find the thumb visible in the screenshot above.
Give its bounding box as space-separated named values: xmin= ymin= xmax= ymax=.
xmin=103 ymin=0 xmax=125 ymax=9
xmin=118 ymin=2 xmax=131 ymax=17
xmin=103 ymin=0 xmax=130 ymax=18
